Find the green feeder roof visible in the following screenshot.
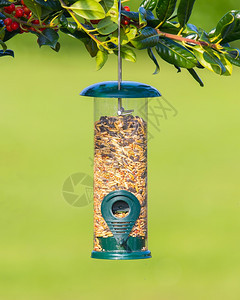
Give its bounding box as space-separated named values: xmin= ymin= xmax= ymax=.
xmin=80 ymin=81 xmax=161 ymax=98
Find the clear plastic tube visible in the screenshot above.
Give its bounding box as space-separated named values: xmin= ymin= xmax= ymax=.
xmin=93 ymin=98 xmax=149 ymax=252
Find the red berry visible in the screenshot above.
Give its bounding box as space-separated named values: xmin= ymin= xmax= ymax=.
xmin=32 ymin=19 xmax=39 ymax=24
xmin=21 ymin=0 xmax=25 ymax=5
xmin=4 ymin=7 xmax=11 ymax=13
xmin=11 ymin=21 xmax=19 ymax=30
xmin=6 ymin=25 xmax=13 ymax=32
xmin=15 ymin=8 xmax=24 ymax=18
xmin=123 ymin=6 xmax=130 ymax=11
xmin=8 ymin=4 xmax=15 ymax=12
xmin=121 ymin=17 xmax=130 ymax=25
xmin=90 ymin=19 xmax=100 ymax=24
xmin=4 ymin=18 xmax=12 ymax=26
xmin=23 ymin=7 xmax=31 ymax=15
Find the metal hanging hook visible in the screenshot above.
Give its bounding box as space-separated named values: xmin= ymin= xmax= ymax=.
xmin=117 ymin=0 xmax=134 ymax=116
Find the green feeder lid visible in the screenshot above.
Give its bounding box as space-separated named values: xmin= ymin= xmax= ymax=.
xmin=80 ymin=81 xmax=161 ymax=98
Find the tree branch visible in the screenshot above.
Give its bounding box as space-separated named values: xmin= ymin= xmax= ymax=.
xmin=156 ymin=29 xmax=219 ymax=50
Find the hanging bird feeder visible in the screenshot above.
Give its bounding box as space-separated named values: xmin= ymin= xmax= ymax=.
xmin=80 ymin=81 xmax=160 ymax=260
xmin=80 ymin=1 xmax=161 ymax=260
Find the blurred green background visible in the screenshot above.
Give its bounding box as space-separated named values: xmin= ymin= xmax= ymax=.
xmin=1 ymin=0 xmax=240 ymax=299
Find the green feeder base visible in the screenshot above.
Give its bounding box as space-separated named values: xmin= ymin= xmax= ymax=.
xmin=91 ymin=250 xmax=151 ymax=260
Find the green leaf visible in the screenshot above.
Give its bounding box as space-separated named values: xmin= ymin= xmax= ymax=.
xmin=147 ymin=47 xmax=160 ymax=74
xmin=140 ymin=0 xmax=157 ymax=11
xmin=225 ymin=54 xmax=240 ymax=67
xmin=92 ymin=16 xmax=117 ymax=35
xmin=139 ymin=7 xmax=147 ymax=26
xmin=37 ymin=28 xmax=59 ymax=47
xmin=24 ymin=0 xmax=42 ymax=19
xmin=158 ymin=20 xmax=179 ymax=34
xmin=222 ymin=11 xmax=240 ymax=44
xmin=34 ymin=0 xmax=61 ymax=11
xmin=156 ymin=0 xmax=177 ymax=24
xmin=218 ymin=53 xmax=232 ymax=76
xmin=0 ymin=27 xmax=5 ymax=41
xmin=174 ymin=65 xmax=181 ymax=72
xmin=51 ymin=41 xmax=60 ymax=52
xmin=177 ymin=0 xmax=196 ymax=28
xmin=84 ymin=38 xmax=98 ymax=57
xmin=155 ymin=37 xmax=197 ymax=68
xmin=0 ymin=49 xmax=14 ymax=57
xmin=60 ymin=27 xmax=88 ymax=41
xmin=111 ymin=25 xmax=137 ymax=45
xmin=131 ymin=27 xmax=159 ymax=50
xmin=102 ymin=0 xmax=118 ymax=23
xmin=187 ymin=68 xmax=204 ymax=87
xmin=192 ymin=46 xmax=226 ymax=75
xmin=0 ymin=0 xmax=10 ymax=7
xmin=118 ymin=46 xmax=136 ymax=62
xmin=121 ymin=11 xmax=139 ymax=21
xmin=0 ymin=39 xmax=7 ymax=52
xmin=2 ymin=30 xmax=18 ymax=42
xmin=96 ymin=50 xmax=108 ymax=70
xmin=211 ymin=11 xmax=236 ymax=42
xmin=70 ymin=0 xmax=105 ymax=20
xmin=223 ymin=46 xmax=240 ymax=59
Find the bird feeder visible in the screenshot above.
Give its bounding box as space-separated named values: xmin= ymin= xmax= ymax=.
xmin=80 ymin=81 xmax=161 ymax=259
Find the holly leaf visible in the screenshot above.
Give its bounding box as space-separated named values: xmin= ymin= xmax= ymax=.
xmin=140 ymin=0 xmax=158 ymax=10
xmin=147 ymin=47 xmax=160 ymax=74
xmin=0 ymin=39 xmax=7 ymax=52
xmin=192 ymin=46 xmax=226 ymax=75
xmin=177 ymin=0 xmax=196 ymax=28
xmin=210 ymin=11 xmax=236 ymax=42
xmin=37 ymin=28 xmax=59 ymax=47
xmin=131 ymin=27 xmax=159 ymax=50
xmin=34 ymin=0 xmax=61 ymax=11
xmin=223 ymin=46 xmax=240 ymax=67
xmin=102 ymin=0 xmax=118 ymax=23
xmin=0 ymin=0 xmax=10 ymax=7
xmin=24 ymin=0 xmax=42 ymax=19
xmin=139 ymin=7 xmax=147 ymax=26
xmin=187 ymin=68 xmax=204 ymax=87
xmin=225 ymin=54 xmax=240 ymax=67
xmin=156 ymin=0 xmax=177 ymax=25
xmin=140 ymin=0 xmax=157 ymax=11
xmin=96 ymin=50 xmax=108 ymax=70
xmin=111 ymin=25 xmax=137 ymax=45
xmin=222 ymin=11 xmax=240 ymax=44
xmin=118 ymin=46 xmax=136 ymax=62
xmin=51 ymin=41 xmax=60 ymax=52
xmin=60 ymin=27 xmax=88 ymax=41
xmin=0 ymin=49 xmax=14 ymax=57
xmin=92 ymin=16 xmax=117 ymax=35
xmin=84 ymin=38 xmax=98 ymax=57
xmin=70 ymin=0 xmax=105 ymax=20
xmin=155 ymin=37 xmax=197 ymax=68
xmin=121 ymin=11 xmax=139 ymax=21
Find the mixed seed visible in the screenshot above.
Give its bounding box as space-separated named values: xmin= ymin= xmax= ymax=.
xmin=93 ymin=115 xmax=148 ymax=251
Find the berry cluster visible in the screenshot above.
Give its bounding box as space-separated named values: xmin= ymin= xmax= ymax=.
xmin=121 ymin=6 xmax=130 ymax=26
xmin=2 ymin=1 xmax=45 ymax=33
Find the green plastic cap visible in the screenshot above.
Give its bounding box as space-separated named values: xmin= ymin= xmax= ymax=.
xmin=80 ymin=81 xmax=161 ymax=98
